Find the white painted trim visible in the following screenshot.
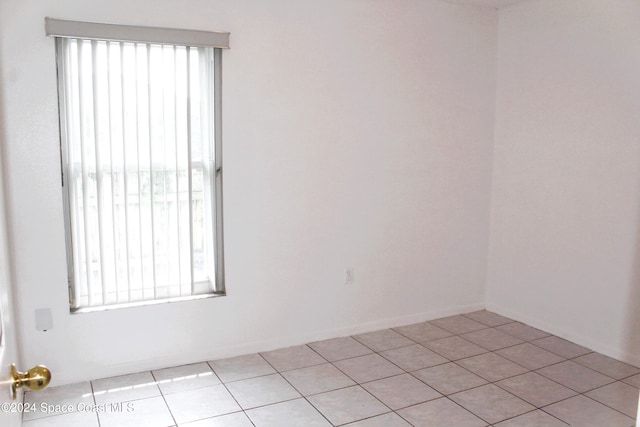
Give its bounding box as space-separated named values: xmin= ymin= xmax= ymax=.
xmin=51 ymin=302 xmax=484 ymax=385
xmin=45 ymin=18 xmax=230 ymax=48
xmin=486 ymin=302 xmax=640 ymax=368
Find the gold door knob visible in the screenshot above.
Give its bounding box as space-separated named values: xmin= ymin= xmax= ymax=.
xmin=10 ymin=364 xmax=51 ymax=400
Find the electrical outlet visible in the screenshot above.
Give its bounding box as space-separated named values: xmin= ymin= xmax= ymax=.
xmin=345 ymin=268 xmax=354 ymax=284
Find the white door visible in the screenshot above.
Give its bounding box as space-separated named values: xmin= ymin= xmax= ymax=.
xmin=0 ymin=148 xmax=22 ymax=427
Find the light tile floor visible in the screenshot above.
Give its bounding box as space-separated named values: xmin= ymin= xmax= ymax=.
xmin=21 ymin=311 xmax=640 ymax=426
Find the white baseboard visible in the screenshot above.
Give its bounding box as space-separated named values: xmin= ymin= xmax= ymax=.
xmin=52 ymin=302 xmax=484 ymax=386
xmin=485 ymin=302 xmax=640 ymax=368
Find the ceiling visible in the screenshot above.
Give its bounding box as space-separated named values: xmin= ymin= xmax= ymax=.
xmin=441 ymin=0 xmax=532 ymax=8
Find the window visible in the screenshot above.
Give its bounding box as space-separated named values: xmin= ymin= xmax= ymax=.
xmin=47 ymin=19 xmax=229 ymax=310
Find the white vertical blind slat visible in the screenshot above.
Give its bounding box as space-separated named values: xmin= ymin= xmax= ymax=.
xmin=119 ymin=42 xmax=132 ymax=303
xmin=135 ymin=43 xmax=145 ymax=301
xmin=106 ymin=42 xmax=120 ymax=305
xmin=77 ymin=40 xmax=95 ymax=306
xmin=62 ymin=38 xmax=82 ymax=307
xmin=146 ymin=44 xmax=158 ymax=300
xmin=186 ymin=46 xmax=195 ymax=294
xmin=173 ymin=46 xmax=183 ymax=296
xmin=91 ymin=40 xmax=108 ymax=306
xmin=160 ymin=46 xmax=170 ymax=298
xmin=59 ymin=36 xmax=218 ymax=309
xmin=201 ymin=47 xmax=215 ymax=285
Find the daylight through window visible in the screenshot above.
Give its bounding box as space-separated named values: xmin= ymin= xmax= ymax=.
xmin=51 ymin=20 xmax=227 ymax=310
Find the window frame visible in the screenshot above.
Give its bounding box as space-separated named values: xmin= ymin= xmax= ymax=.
xmin=49 ymin=19 xmax=228 ymax=312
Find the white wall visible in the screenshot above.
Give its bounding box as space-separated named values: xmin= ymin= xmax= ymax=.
xmin=0 ymin=91 xmax=24 ymax=427
xmin=0 ymin=0 xmax=497 ymax=384
xmin=487 ymin=0 xmax=640 ymax=365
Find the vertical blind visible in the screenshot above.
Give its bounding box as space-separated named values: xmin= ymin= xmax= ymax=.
xmin=57 ymin=37 xmax=220 ymax=309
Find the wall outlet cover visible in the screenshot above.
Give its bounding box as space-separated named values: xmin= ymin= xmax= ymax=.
xmin=35 ymin=308 xmax=53 ymax=331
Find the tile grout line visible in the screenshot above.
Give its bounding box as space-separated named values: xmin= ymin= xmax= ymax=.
xmin=149 ymin=370 xmax=179 ymax=427
xmin=306 ymin=341 xmax=426 ymax=427
xmin=400 ymin=316 xmax=633 ymax=425
xmin=254 ymin=347 xmax=335 ymax=427
xmin=206 ymin=359 xmax=259 ymax=427
xmin=330 ymin=328 xmax=488 ymax=426
xmin=89 ymin=380 xmax=102 ymax=427
xmin=31 ymin=311 xmax=640 ymax=426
